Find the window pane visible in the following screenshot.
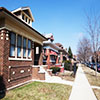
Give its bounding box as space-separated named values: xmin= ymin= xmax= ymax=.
xmin=17 ymin=35 xmax=22 ymax=47
xmin=51 ymin=56 xmax=55 ymax=60
xmin=11 ymin=33 xmax=16 ymax=45
xmin=26 ymin=17 xmax=27 ymax=22
xmin=44 ymin=49 xmax=46 ymax=53
xmin=10 ymin=46 xmax=15 ymax=56
xmin=28 ymin=19 xmax=30 ymax=24
xmin=22 ymin=14 xmax=24 ymax=20
xmin=28 ymin=40 xmax=31 ymax=49
xmin=23 ymin=48 xmax=26 ymax=57
xmin=36 ymin=47 xmax=39 ymax=54
xmin=23 ymin=38 xmax=26 ymax=48
xmin=17 ymin=47 xmax=21 ymax=57
xmin=28 ymin=49 xmax=31 ymax=57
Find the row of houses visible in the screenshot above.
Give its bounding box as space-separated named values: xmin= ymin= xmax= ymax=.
xmin=43 ymin=33 xmax=68 ymax=68
xmin=0 ymin=7 xmax=68 ymax=89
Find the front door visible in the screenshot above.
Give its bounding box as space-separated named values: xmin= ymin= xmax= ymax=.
xmin=34 ymin=42 xmax=41 ymax=65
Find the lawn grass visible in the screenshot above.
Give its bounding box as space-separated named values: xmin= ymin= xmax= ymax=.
xmin=93 ymin=89 xmax=100 ymax=100
xmin=58 ymin=71 xmax=75 ymax=82
xmin=2 ymin=81 xmax=72 ymax=100
xmin=82 ymin=65 xmax=100 ymax=100
xmin=82 ymin=65 xmax=100 ymax=86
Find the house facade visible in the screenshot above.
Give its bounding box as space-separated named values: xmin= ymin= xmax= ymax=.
xmin=43 ymin=33 xmax=68 ymax=72
xmin=55 ymin=43 xmax=68 ymax=62
xmin=0 ymin=7 xmax=47 ymax=89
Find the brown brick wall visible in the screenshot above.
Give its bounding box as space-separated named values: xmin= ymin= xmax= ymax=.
xmin=38 ymin=73 xmax=45 ymax=80
xmin=32 ymin=66 xmax=45 ymax=80
xmin=7 ymin=65 xmax=32 ymax=88
xmin=0 ymin=29 xmax=6 ymax=75
xmin=7 ymin=75 xmax=32 ymax=88
xmin=32 ymin=67 xmax=40 ymax=79
xmin=0 ymin=29 xmax=34 ymax=88
xmin=9 ymin=66 xmax=32 ymax=81
xmin=0 ymin=29 xmax=45 ymax=89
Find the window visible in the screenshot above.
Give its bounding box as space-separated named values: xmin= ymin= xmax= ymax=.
xmin=23 ymin=37 xmax=26 ymax=57
xmin=50 ymin=55 xmax=56 ymax=62
xmin=36 ymin=47 xmax=39 ymax=54
xmin=28 ymin=19 xmax=30 ymax=24
xmin=50 ymin=55 xmax=55 ymax=60
xmin=10 ymin=32 xmax=16 ymax=56
xmin=26 ymin=17 xmax=27 ymax=22
xmin=44 ymin=49 xmax=46 ymax=53
xmin=28 ymin=40 xmax=31 ymax=58
xmin=43 ymin=55 xmax=47 ymax=60
xmin=22 ymin=14 xmax=24 ymax=20
xmin=9 ymin=32 xmax=32 ymax=60
xmin=17 ymin=35 xmax=22 ymax=57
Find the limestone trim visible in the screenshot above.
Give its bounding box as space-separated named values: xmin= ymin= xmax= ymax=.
xmin=8 ymin=57 xmax=32 ymax=61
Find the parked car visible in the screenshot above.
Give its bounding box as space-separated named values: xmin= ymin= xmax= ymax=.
xmin=86 ymin=63 xmax=91 ymax=67
xmin=97 ymin=66 xmax=100 ymax=72
xmin=92 ymin=64 xmax=100 ymax=72
xmin=84 ymin=62 xmax=90 ymax=67
xmin=90 ymin=63 xmax=95 ymax=69
xmin=88 ymin=63 xmax=91 ymax=68
xmin=96 ymin=64 xmax=100 ymax=72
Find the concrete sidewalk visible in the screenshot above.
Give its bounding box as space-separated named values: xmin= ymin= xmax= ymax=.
xmin=38 ymin=66 xmax=73 ymax=86
xmin=69 ymin=64 xmax=97 ymax=100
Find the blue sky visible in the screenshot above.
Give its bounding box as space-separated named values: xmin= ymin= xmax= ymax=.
xmin=0 ymin=0 xmax=100 ymax=54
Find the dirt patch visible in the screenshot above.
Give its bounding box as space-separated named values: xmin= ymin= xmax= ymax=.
xmin=58 ymin=71 xmax=75 ymax=82
xmin=81 ymin=64 xmax=100 ymax=100
xmin=82 ymin=65 xmax=100 ymax=87
xmin=93 ymin=89 xmax=100 ymax=100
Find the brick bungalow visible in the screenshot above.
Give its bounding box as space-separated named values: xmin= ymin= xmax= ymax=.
xmin=43 ymin=33 xmax=68 ymax=72
xmin=55 ymin=43 xmax=68 ymax=62
xmin=0 ymin=7 xmax=47 ymax=89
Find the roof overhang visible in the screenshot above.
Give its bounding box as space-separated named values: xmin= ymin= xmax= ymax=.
xmin=43 ymin=41 xmax=61 ymax=51
xmin=0 ymin=7 xmax=47 ymax=42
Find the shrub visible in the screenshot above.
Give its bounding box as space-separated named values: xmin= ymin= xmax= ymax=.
xmin=64 ymin=60 xmax=71 ymax=71
xmin=50 ymin=67 xmax=60 ymax=74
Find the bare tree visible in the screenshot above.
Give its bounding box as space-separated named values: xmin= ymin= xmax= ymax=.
xmin=77 ymin=37 xmax=92 ymax=63
xmin=85 ymin=13 xmax=100 ymax=76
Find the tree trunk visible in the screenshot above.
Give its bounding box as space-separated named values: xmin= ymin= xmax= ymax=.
xmin=94 ymin=57 xmax=97 ymax=77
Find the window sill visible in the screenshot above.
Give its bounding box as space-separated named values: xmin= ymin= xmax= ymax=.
xmin=8 ymin=57 xmax=32 ymax=61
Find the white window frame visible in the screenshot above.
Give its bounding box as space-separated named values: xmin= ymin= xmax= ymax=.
xmin=9 ymin=32 xmax=32 ymax=61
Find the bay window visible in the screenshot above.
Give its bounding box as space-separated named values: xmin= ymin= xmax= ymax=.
xmin=9 ymin=32 xmax=32 ymax=60
xmin=10 ymin=32 xmax=16 ymax=57
xmin=23 ymin=37 xmax=27 ymax=57
xmin=28 ymin=40 xmax=31 ymax=58
xmin=17 ymin=35 xmax=22 ymax=57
